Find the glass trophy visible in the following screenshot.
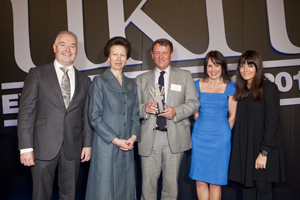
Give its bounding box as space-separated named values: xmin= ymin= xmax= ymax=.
xmin=149 ymin=83 xmax=165 ymax=114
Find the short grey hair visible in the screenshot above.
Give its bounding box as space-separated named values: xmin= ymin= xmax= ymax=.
xmin=54 ymin=30 xmax=78 ymax=46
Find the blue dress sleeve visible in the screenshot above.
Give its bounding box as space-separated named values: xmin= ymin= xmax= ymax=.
xmin=226 ymin=80 xmax=236 ymax=96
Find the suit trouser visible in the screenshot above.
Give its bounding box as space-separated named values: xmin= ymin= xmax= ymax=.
xmin=31 ymin=145 xmax=80 ymax=200
xmin=141 ymin=130 xmax=184 ymax=200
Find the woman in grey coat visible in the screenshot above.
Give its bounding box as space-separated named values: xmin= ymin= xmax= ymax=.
xmin=85 ymin=37 xmax=140 ymax=200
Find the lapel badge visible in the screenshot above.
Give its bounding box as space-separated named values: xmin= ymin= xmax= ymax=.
xmin=127 ymin=84 xmax=131 ymax=89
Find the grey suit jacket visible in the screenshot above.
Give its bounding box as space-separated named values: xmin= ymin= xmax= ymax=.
xmin=136 ymin=67 xmax=200 ymax=156
xmin=17 ymin=62 xmax=93 ymax=160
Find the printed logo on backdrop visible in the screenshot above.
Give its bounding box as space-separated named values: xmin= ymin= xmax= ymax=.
xmin=1 ymin=0 xmax=300 ymax=127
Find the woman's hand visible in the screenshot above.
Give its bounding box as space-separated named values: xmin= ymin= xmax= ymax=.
xmin=194 ymin=92 xmax=199 ymax=120
xmin=228 ymin=95 xmax=237 ymax=129
xmin=124 ymin=135 xmax=137 ymax=151
xmin=112 ymin=138 xmax=131 ymax=151
xmin=193 ymin=111 xmax=199 ymax=120
xmin=255 ymin=153 xmax=267 ymax=169
xmin=112 ymin=136 xmax=137 ymax=151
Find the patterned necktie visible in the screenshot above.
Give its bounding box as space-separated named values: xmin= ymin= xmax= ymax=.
xmin=157 ymin=71 xmax=166 ymax=130
xmin=60 ymin=67 xmax=70 ymax=108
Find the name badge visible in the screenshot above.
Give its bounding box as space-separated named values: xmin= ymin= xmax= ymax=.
xmin=171 ymin=84 xmax=181 ymax=92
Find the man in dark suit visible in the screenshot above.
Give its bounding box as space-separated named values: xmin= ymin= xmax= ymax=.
xmin=136 ymin=38 xmax=200 ymax=199
xmin=17 ymin=31 xmax=93 ymax=200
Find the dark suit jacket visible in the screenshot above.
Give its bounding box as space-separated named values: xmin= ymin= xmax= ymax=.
xmin=17 ymin=62 xmax=93 ymax=160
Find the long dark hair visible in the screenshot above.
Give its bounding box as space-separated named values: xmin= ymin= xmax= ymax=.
xmin=203 ymin=51 xmax=230 ymax=83
xmin=234 ymin=50 xmax=265 ymax=101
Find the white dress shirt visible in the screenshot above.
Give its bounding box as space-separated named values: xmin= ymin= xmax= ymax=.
xmin=144 ymin=66 xmax=177 ymax=122
xmin=54 ymin=59 xmax=76 ymax=99
xmin=155 ymin=66 xmax=170 ymax=102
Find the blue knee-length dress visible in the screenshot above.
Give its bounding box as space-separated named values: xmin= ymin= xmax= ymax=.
xmin=189 ymin=79 xmax=236 ymax=185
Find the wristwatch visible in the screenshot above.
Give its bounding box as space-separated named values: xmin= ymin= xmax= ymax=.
xmin=261 ymin=151 xmax=268 ymax=157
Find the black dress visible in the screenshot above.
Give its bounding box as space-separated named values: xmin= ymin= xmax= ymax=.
xmin=228 ymin=80 xmax=285 ymax=187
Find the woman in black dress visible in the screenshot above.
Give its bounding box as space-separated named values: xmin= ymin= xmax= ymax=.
xmin=228 ymin=50 xmax=285 ymax=200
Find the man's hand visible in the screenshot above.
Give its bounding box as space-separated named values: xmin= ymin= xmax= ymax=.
xmin=20 ymin=151 xmax=35 ymax=166
xmin=145 ymin=101 xmax=158 ymax=114
xmin=81 ymin=147 xmax=92 ymax=163
xmin=158 ymin=107 xmax=176 ymax=120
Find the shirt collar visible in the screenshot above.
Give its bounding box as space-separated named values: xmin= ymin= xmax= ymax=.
xmin=54 ymin=59 xmax=74 ymax=72
xmin=155 ymin=66 xmax=170 ymax=75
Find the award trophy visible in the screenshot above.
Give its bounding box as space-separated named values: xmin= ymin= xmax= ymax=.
xmin=149 ymin=83 xmax=165 ymax=114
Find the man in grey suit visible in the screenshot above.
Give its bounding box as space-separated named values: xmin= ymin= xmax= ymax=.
xmin=136 ymin=38 xmax=200 ymax=200
xmin=17 ymin=31 xmax=93 ymax=200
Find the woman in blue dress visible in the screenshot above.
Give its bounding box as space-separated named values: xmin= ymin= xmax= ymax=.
xmin=189 ymin=51 xmax=237 ymax=200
